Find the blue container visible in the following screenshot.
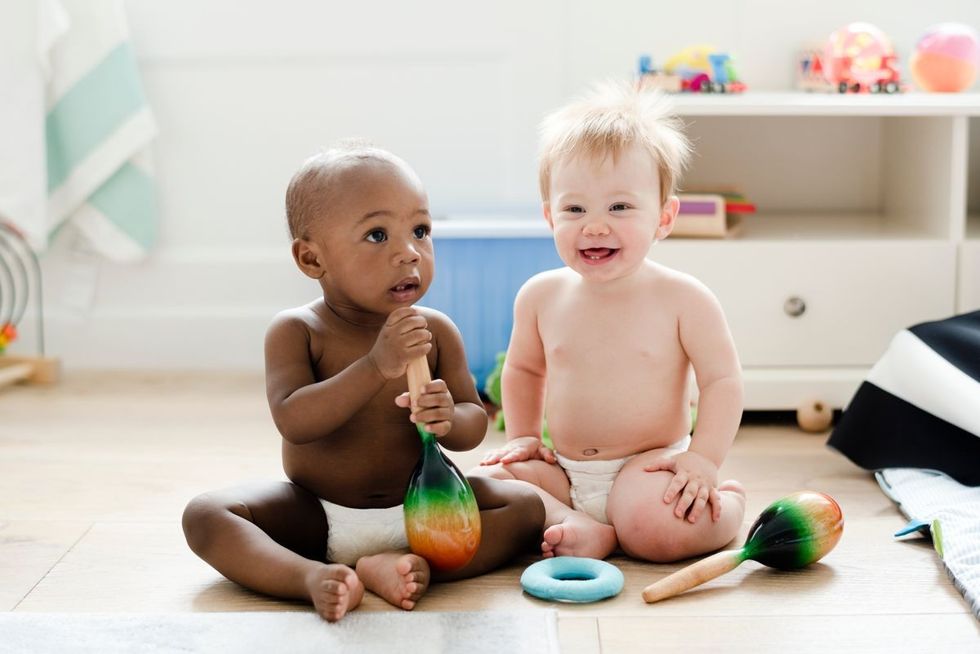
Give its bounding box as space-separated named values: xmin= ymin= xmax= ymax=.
xmin=424 ymin=235 xmax=563 ymax=389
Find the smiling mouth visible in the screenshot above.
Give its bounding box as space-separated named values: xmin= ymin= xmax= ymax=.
xmin=580 ymin=247 xmax=619 ymax=262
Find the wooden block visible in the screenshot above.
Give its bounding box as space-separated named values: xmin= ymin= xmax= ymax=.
xmin=673 ymin=194 xmax=743 ymax=238
xmin=0 ymin=356 xmax=60 ymax=385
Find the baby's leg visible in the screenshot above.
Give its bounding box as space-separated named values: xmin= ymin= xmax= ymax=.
xmin=182 ymin=482 xmax=362 ymax=621
xmin=470 ymin=461 xmax=617 ymax=559
xmin=606 ymin=453 xmax=746 ymax=562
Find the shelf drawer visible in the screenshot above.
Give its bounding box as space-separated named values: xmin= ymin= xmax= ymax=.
xmin=654 ymin=241 xmax=957 ymax=367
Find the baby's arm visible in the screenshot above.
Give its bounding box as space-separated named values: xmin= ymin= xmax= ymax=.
xmin=481 ymin=278 xmax=556 ymax=465
xmin=265 ymin=307 xmax=429 ymax=444
xmin=679 ymin=280 xmax=743 ymax=468
xmin=397 ymin=310 xmax=488 ymax=451
xmin=644 ymin=278 xmax=743 ymax=522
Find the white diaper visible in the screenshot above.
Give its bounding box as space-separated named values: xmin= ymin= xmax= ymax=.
xmin=555 ymin=435 xmax=691 ymax=525
xmin=318 ymin=499 xmax=410 ymax=566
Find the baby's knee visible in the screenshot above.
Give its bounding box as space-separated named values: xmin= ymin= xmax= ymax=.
xmin=181 ymin=492 xmax=249 ymax=554
xmin=468 ymin=462 xmax=513 ymax=481
xmin=614 ymin=508 xmax=708 ymax=562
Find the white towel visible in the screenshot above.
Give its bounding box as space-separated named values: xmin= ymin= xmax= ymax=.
xmin=1 ymin=0 xmax=157 ymax=261
xmin=877 ymin=468 xmax=980 ymax=617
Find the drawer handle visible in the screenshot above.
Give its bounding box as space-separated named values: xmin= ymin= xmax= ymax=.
xmin=784 ymin=296 xmax=806 ymax=317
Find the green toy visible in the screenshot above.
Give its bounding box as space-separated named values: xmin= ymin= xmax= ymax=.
xmin=484 ymin=352 xmax=552 ymax=448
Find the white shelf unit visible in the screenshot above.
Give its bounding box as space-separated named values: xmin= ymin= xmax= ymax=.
xmin=652 ymin=93 xmax=980 ymax=419
xmin=963 ymin=116 xmax=980 ymax=313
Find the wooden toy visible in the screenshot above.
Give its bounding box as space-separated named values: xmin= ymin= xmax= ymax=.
xmin=403 ymin=357 xmax=481 ymax=571
xmin=642 ymin=491 xmax=843 ymax=603
xmin=796 ymin=399 xmax=834 ymax=433
xmin=0 ymin=222 xmax=59 ymax=390
xmin=673 ymin=193 xmax=755 ymax=238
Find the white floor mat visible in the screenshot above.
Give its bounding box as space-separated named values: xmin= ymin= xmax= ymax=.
xmin=0 ymin=610 xmax=559 ymax=654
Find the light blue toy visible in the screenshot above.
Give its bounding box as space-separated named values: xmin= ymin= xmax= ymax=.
xmin=520 ymin=556 xmax=624 ymax=603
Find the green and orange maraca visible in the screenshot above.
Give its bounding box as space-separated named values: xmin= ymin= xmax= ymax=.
xmin=402 ymin=357 xmax=482 ymax=572
xmin=642 ymin=491 xmax=843 ymax=603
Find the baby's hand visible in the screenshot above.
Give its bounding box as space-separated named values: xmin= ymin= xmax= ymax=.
xmin=395 ymin=379 xmax=454 ymax=437
xmin=643 ymin=451 xmax=722 ymax=523
xmin=368 ymin=307 xmax=432 ymax=380
xmin=480 ymin=436 xmax=556 ymax=466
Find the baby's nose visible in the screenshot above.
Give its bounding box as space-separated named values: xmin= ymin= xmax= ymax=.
xmin=395 ymin=241 xmax=421 ymax=264
xmin=582 ymin=220 xmax=610 ymax=236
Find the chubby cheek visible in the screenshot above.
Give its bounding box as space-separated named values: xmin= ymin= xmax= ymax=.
xmin=552 ymin=223 xmax=582 ymax=262
xmin=419 ymin=248 xmax=436 ymax=285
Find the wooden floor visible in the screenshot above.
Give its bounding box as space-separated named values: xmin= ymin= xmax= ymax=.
xmin=1 ymin=373 xmax=977 ymax=652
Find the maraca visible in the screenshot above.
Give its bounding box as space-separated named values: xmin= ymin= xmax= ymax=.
xmin=403 ymin=357 xmax=482 ymax=571
xmin=642 ymin=491 xmax=843 ymax=603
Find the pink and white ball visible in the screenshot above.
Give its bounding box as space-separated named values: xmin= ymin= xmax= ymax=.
xmin=910 ymin=23 xmax=980 ymax=92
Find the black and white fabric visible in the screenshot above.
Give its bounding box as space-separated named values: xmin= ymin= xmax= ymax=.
xmin=828 ymin=311 xmax=980 ymax=486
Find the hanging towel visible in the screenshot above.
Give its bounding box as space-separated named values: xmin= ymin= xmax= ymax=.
xmin=34 ymin=0 xmax=157 ymax=261
xmin=0 ymin=0 xmax=64 ymax=249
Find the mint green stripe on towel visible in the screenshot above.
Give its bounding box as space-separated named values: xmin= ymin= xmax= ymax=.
xmin=46 ymin=42 xmax=148 ymax=191
xmin=89 ymin=163 xmax=157 ymax=250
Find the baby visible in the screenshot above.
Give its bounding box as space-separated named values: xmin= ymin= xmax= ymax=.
xmin=182 ymin=142 xmax=544 ymax=621
xmin=476 ymin=82 xmax=746 ymax=562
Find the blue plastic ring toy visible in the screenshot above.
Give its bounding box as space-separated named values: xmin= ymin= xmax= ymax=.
xmin=520 ymin=556 xmax=624 ymax=603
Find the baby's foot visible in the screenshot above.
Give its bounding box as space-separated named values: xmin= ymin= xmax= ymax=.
xmin=355 ymin=552 xmax=430 ymax=610
xmin=305 ymin=563 xmax=364 ymax=622
xmin=541 ymin=513 xmax=617 ymax=559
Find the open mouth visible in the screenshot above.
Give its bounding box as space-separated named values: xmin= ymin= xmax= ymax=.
xmin=579 ymin=247 xmax=619 ymax=264
xmin=388 ymin=278 xmax=421 ymax=301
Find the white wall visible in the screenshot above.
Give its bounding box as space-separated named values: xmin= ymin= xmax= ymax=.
xmin=16 ymin=0 xmax=980 ymax=369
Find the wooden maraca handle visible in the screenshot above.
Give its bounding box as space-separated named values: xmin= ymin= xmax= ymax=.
xmin=642 ymin=549 xmax=743 ymax=603
xmin=406 ymin=357 xmax=431 ymax=405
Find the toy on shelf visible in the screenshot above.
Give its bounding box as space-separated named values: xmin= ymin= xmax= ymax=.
xmin=909 ymin=23 xmax=980 ymax=93
xmin=642 ymin=491 xmax=843 ymax=603
xmin=403 ymin=357 xmax=481 ymax=571
xmin=823 ymin=23 xmax=904 ymax=94
xmin=638 ymin=45 xmax=746 ymax=94
xmin=0 ymin=221 xmax=58 ymax=389
xmin=797 ymin=44 xmax=836 ymax=93
xmin=673 ymin=191 xmax=755 ymax=238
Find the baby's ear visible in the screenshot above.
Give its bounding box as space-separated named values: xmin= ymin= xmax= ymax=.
xmin=542 ymin=202 xmax=554 ymax=230
xmin=655 ymin=196 xmax=680 ymax=241
xmin=292 ymin=238 xmax=325 ymax=279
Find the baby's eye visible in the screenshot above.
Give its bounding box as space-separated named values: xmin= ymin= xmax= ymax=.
xmin=413 ymin=224 xmax=431 ymax=239
xmin=366 ymin=229 xmax=387 ymax=243
xmin=610 ymin=203 xmax=631 ymax=211
xmin=565 ymin=206 xmax=585 ymax=214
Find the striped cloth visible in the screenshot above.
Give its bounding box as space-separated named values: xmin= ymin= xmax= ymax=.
xmin=828 ymin=311 xmax=980 ymax=485
xmin=43 ymin=0 xmax=157 ymax=261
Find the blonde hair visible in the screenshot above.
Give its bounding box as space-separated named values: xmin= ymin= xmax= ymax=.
xmin=538 ymin=81 xmax=691 ymax=205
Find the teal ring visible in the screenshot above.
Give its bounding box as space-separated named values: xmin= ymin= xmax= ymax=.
xmin=520 ymin=556 xmax=624 ymax=603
